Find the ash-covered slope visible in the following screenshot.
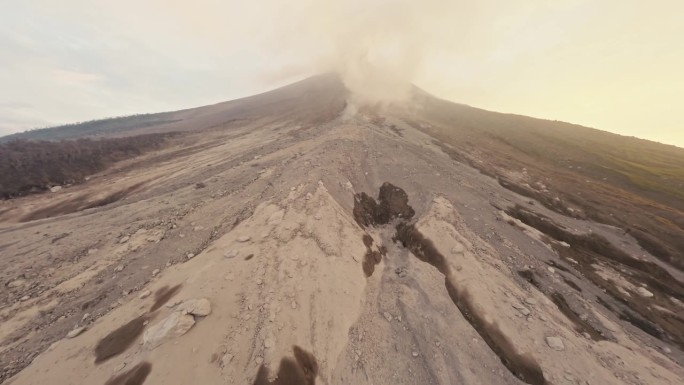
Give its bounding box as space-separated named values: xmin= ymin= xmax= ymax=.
xmin=1 ymin=75 xmax=682 ymax=385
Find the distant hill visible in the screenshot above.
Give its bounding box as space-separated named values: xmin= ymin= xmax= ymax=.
xmin=0 ymin=114 xmax=181 ymax=142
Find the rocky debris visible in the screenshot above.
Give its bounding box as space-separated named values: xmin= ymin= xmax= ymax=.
xmin=114 ymin=265 xmax=124 ymax=273
xmin=220 ymin=353 xmax=234 ymax=368
xmin=146 ymin=232 xmax=164 ymax=243
xmin=264 ymin=337 xmax=275 ymax=349
xmin=224 ymin=249 xmax=239 ymax=259
xmin=50 ymin=186 xmax=62 ymax=193
xmin=237 ymin=235 xmax=251 ymax=243
xmin=512 ymin=303 xmax=531 ymax=316
xmin=383 ymin=312 xmax=393 ymax=322
xmin=81 ymin=313 xmax=90 ymax=322
xmin=139 ymin=290 xmax=151 ymax=299
xmin=143 ymin=311 xmax=196 ymax=349
xmin=395 ymin=267 xmax=408 ymax=277
xmin=545 ymin=336 xmax=565 ymax=351
xmin=66 ymin=327 xmax=86 ymax=339
xmin=636 ymin=287 xmax=654 ymax=298
xmin=119 ymin=236 xmax=130 ymax=244
xmin=7 ymin=278 xmax=27 ymax=288
xmin=151 ymin=269 xmax=160 ymax=277
xmin=186 ymin=253 xmax=195 ymax=260
xmin=177 ymin=298 xmax=212 ymax=317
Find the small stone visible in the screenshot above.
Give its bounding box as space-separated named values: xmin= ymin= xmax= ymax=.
xmin=512 ymin=303 xmax=531 ymax=316
xmin=114 ymin=265 xmax=124 ymax=272
xmin=264 ymin=338 xmax=275 ymax=349
xmin=221 ymin=353 xmax=234 ymax=367
xmin=524 ymin=298 xmax=537 ymax=305
xmin=20 ymin=295 xmax=30 ymax=302
xmin=7 ymin=279 xmax=26 ymax=288
xmin=291 ymin=300 xmax=297 ymax=309
xmin=547 ymin=267 xmax=555 ymax=274
xmin=67 ymin=327 xmax=86 ymax=338
xmin=383 ymin=312 xmax=393 ymax=322
xmin=178 ymin=298 xmax=212 ymax=316
xmin=50 ymin=186 xmax=62 ymax=193
xmin=224 ymin=249 xmax=239 ymax=259
xmin=139 ymin=290 xmax=151 ymax=299
xmin=119 ymin=236 xmax=130 ymax=244
xmin=237 ymin=236 xmax=251 ymax=243
xmin=82 ymin=313 xmax=91 ymax=322
xmin=412 ymin=351 xmax=419 ymax=357
xmin=582 ymin=332 xmax=591 ymax=339
xmin=545 ymin=336 xmax=565 ymax=351
xmin=314 ymin=213 xmax=322 ymax=220
xmin=662 ymin=346 xmax=672 ymax=353
xmin=152 ymin=269 xmax=160 ymax=277
xmin=187 ymin=253 xmax=195 ymax=260
xmin=636 ymin=287 xmax=654 ymax=298
xmin=255 ymin=356 xmax=264 ymax=365
xmin=143 ymin=312 xmax=196 ymax=349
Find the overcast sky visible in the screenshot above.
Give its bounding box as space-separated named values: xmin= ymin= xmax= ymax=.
xmin=1 ymin=0 xmax=682 ymax=147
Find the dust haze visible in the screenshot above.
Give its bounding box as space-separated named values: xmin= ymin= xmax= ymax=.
xmin=263 ymin=0 xmax=458 ymax=105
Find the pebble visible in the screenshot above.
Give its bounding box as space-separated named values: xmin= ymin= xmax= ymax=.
xmin=512 ymin=303 xmax=531 ymax=316
xmin=187 ymin=253 xmax=195 ymax=259
xmin=224 ymin=249 xmax=239 ymax=259
xmin=383 ymin=312 xmax=393 ymax=322
xmin=221 ymin=353 xmax=234 ymax=367
xmin=237 ymin=236 xmax=251 ymax=243
xmin=545 ymin=336 xmax=565 ymax=351
xmin=152 ymin=269 xmax=160 ymax=277
xmin=82 ymin=313 xmax=91 ymax=322
xmin=291 ymin=300 xmax=297 ymax=309
xmin=114 ymin=265 xmax=124 ymax=272
xmin=524 ymin=298 xmax=537 ymax=305
xmin=67 ymin=327 xmax=86 ymax=339
xmin=139 ymin=290 xmax=151 ymax=299
xmin=178 ymin=298 xmax=212 ymax=316
xmin=119 ymin=236 xmax=130 ymax=244
xmin=20 ymin=295 xmax=30 ymax=302
xmin=264 ymin=338 xmax=275 ymax=349
xmin=255 ymin=356 xmax=264 ymax=364
xmin=547 ymin=267 xmax=555 ymax=274
xmin=636 ymin=287 xmax=654 ymax=298
xmin=412 ymin=351 xmax=419 ymax=357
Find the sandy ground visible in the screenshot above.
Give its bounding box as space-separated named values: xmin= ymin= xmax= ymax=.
xmin=1 ymin=101 xmax=683 ymax=385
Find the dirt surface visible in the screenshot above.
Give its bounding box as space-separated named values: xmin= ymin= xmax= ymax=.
xmin=1 ymin=75 xmax=683 ymax=385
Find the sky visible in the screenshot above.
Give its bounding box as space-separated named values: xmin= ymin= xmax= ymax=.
xmin=1 ymin=0 xmax=682 ymax=147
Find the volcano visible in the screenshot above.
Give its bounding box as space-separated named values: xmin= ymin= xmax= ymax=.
xmin=1 ymin=74 xmax=683 ymax=385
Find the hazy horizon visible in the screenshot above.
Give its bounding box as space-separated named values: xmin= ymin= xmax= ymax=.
xmin=1 ymin=0 xmax=683 ymax=147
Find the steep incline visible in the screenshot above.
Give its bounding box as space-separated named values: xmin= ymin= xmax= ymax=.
xmin=1 ymin=76 xmax=682 ymax=385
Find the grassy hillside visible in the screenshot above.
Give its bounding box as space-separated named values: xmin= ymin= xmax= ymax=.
xmin=0 ymin=114 xmax=181 ymax=142
xmin=411 ymin=96 xmax=684 ymax=270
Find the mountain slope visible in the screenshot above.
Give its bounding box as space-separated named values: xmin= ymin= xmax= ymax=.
xmin=0 ymin=75 xmax=682 ymax=385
